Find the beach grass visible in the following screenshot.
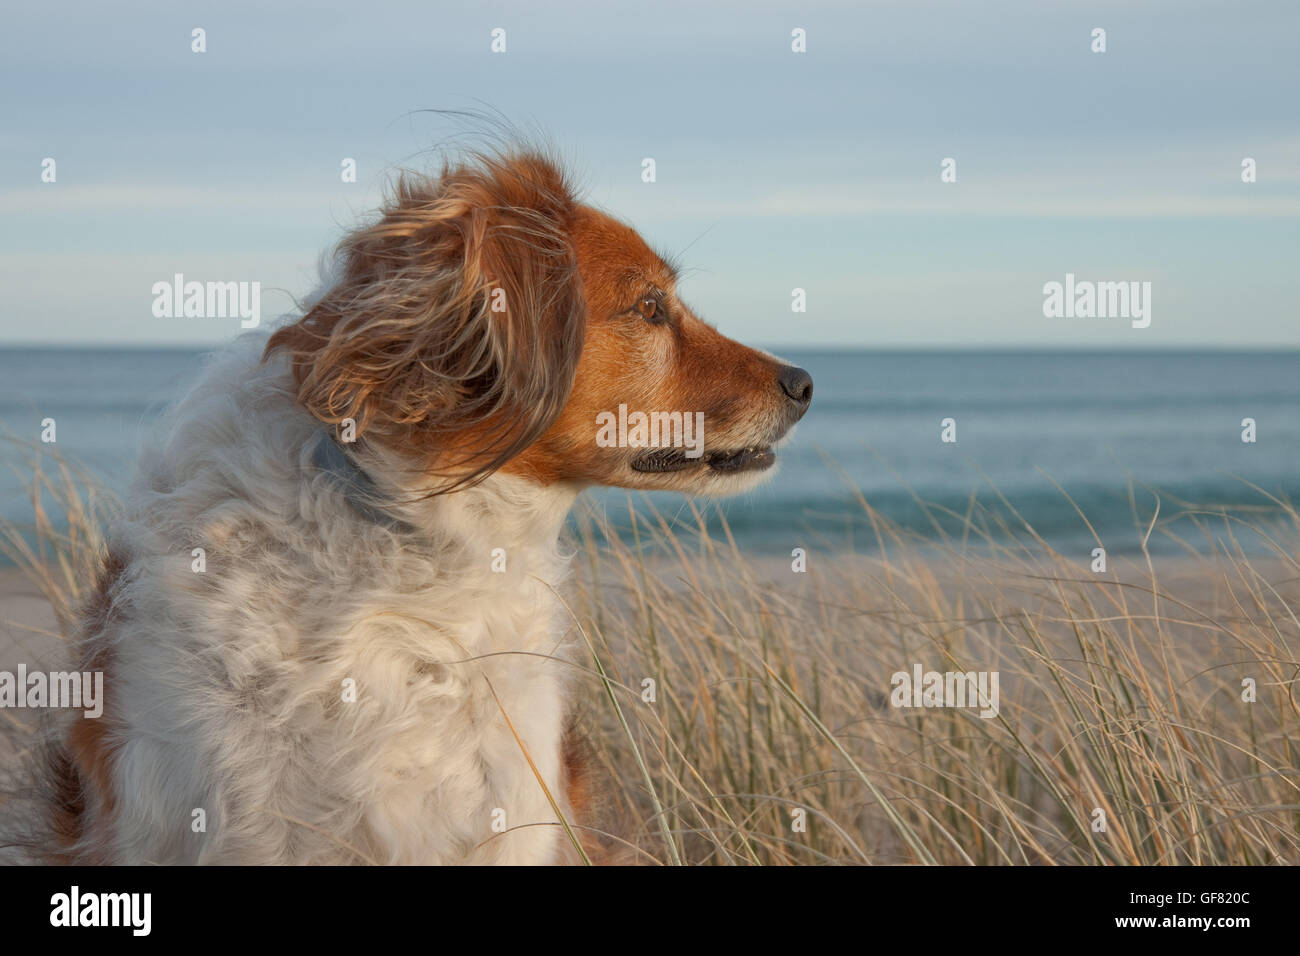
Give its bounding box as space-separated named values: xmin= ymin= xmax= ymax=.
xmin=2 ymin=444 xmax=1297 ymax=865
xmin=562 ymin=488 xmax=1300 ymax=865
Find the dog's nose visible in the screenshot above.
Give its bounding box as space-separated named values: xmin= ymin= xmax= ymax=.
xmin=777 ymin=365 xmax=813 ymax=416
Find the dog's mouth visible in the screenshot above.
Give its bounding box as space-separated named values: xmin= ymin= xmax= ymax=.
xmin=630 ymin=445 xmax=776 ymax=475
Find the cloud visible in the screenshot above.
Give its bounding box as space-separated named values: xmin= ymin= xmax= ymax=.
xmin=0 ymin=184 xmax=384 ymax=215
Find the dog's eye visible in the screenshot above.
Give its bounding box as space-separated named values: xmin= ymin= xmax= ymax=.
xmin=636 ymin=296 xmax=662 ymax=322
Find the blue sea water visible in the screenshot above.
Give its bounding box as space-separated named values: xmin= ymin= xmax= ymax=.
xmin=1 ymin=347 xmax=1298 ymax=562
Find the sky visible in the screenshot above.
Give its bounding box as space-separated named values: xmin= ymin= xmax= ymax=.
xmin=1 ymin=0 xmax=1296 ymax=349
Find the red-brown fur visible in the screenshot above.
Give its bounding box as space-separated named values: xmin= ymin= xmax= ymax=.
xmin=45 ymin=550 xmax=124 ymax=863
xmin=502 ymin=205 xmax=798 ymax=489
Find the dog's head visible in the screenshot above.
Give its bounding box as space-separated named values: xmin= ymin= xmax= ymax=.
xmin=267 ymin=149 xmax=812 ymax=496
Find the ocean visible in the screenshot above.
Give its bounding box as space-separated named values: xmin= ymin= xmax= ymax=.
xmin=2 ymin=347 xmax=1298 ymax=562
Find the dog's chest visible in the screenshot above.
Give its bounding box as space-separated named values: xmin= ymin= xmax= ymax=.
xmin=294 ymin=476 xmax=582 ymax=862
xmin=346 ymin=553 xmax=575 ymax=862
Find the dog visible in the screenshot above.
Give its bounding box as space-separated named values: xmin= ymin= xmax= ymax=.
xmin=40 ymin=146 xmax=813 ymax=864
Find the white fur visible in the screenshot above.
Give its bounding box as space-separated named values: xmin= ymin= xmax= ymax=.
xmin=79 ymin=332 xmax=582 ymax=864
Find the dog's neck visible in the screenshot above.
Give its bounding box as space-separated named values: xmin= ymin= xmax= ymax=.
xmin=316 ymin=430 xmax=580 ymax=559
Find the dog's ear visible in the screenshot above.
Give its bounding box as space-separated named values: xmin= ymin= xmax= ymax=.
xmin=266 ymin=151 xmax=584 ymax=491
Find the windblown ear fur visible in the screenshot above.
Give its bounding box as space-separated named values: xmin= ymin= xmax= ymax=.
xmin=265 ymin=149 xmax=585 ymax=491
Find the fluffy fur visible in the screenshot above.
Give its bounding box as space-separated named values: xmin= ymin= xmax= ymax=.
xmin=35 ymin=146 xmax=812 ymax=864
